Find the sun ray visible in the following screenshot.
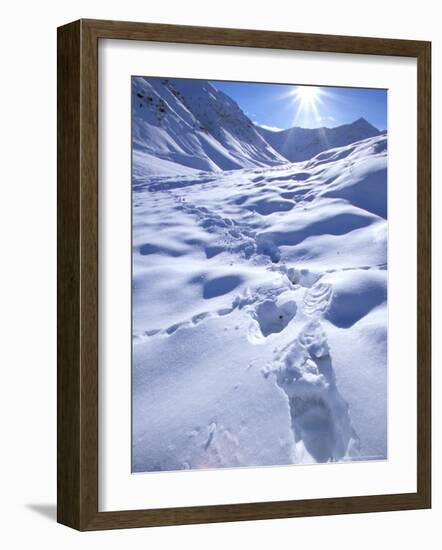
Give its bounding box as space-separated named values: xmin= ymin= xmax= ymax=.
xmin=290 ymin=86 xmax=329 ymax=127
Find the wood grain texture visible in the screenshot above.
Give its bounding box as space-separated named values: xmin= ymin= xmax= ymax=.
xmin=57 ymin=19 xmax=431 ymax=531
xmin=83 ymin=18 xmax=428 ymax=56
xmin=57 ymin=20 xmax=81 ymax=529
xmin=416 ymin=41 xmax=431 ymax=506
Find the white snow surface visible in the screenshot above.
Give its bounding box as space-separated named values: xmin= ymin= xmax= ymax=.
xmin=132 ymin=127 xmax=388 ymax=472
xmin=259 ymin=117 xmax=381 ymax=162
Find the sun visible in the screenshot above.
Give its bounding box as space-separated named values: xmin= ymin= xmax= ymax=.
xmin=293 ymin=86 xmax=322 ymax=108
xmin=289 ymin=85 xmax=329 ymax=126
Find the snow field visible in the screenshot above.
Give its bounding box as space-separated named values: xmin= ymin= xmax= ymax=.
xmin=132 ymin=133 xmax=388 ymax=471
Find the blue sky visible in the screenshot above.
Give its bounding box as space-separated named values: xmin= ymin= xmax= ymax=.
xmin=211 ymin=81 xmax=387 ymax=132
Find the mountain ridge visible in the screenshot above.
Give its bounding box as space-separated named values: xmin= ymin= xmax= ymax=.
xmin=258 ymin=117 xmax=381 ymax=162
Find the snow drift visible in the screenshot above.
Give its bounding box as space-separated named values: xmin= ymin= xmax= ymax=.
xmin=132 ymin=125 xmax=388 ymax=472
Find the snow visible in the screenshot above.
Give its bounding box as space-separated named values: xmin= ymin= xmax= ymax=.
xmin=259 ymin=117 xmax=381 ymax=162
xmin=132 ymin=77 xmax=388 ymax=472
xmin=132 ymin=77 xmax=286 ymax=176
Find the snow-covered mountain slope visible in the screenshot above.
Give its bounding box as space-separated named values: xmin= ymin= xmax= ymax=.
xmin=258 ymin=117 xmax=381 ymax=162
xmin=132 ymin=134 xmax=388 ymax=472
xmin=132 ymin=77 xmax=286 ymax=176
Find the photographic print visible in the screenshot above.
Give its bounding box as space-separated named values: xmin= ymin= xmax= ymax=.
xmin=131 ymin=76 xmax=387 ymax=473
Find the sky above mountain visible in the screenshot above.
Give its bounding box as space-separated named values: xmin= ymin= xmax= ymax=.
xmin=211 ymin=81 xmax=387 ymax=131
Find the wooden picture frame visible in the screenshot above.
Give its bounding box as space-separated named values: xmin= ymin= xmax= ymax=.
xmin=57 ymin=18 xmax=431 ymax=531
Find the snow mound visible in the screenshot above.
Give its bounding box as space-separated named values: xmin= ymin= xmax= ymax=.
xmin=322 ymin=270 xmax=387 ymax=328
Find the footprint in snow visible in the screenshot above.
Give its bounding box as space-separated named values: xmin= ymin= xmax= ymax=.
xmin=271 ymin=320 xmax=360 ymax=463
xmin=251 ymin=299 xmax=297 ymax=338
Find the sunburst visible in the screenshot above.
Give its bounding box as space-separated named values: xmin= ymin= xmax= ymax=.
xmin=292 ymin=86 xmax=326 ymax=124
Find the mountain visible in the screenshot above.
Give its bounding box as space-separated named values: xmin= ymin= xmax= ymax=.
xmin=132 ymin=77 xmax=286 ymax=177
xmin=258 ymin=118 xmax=381 ymax=162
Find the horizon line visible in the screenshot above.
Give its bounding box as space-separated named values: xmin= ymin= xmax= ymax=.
xmin=257 ymin=117 xmax=385 ymax=134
